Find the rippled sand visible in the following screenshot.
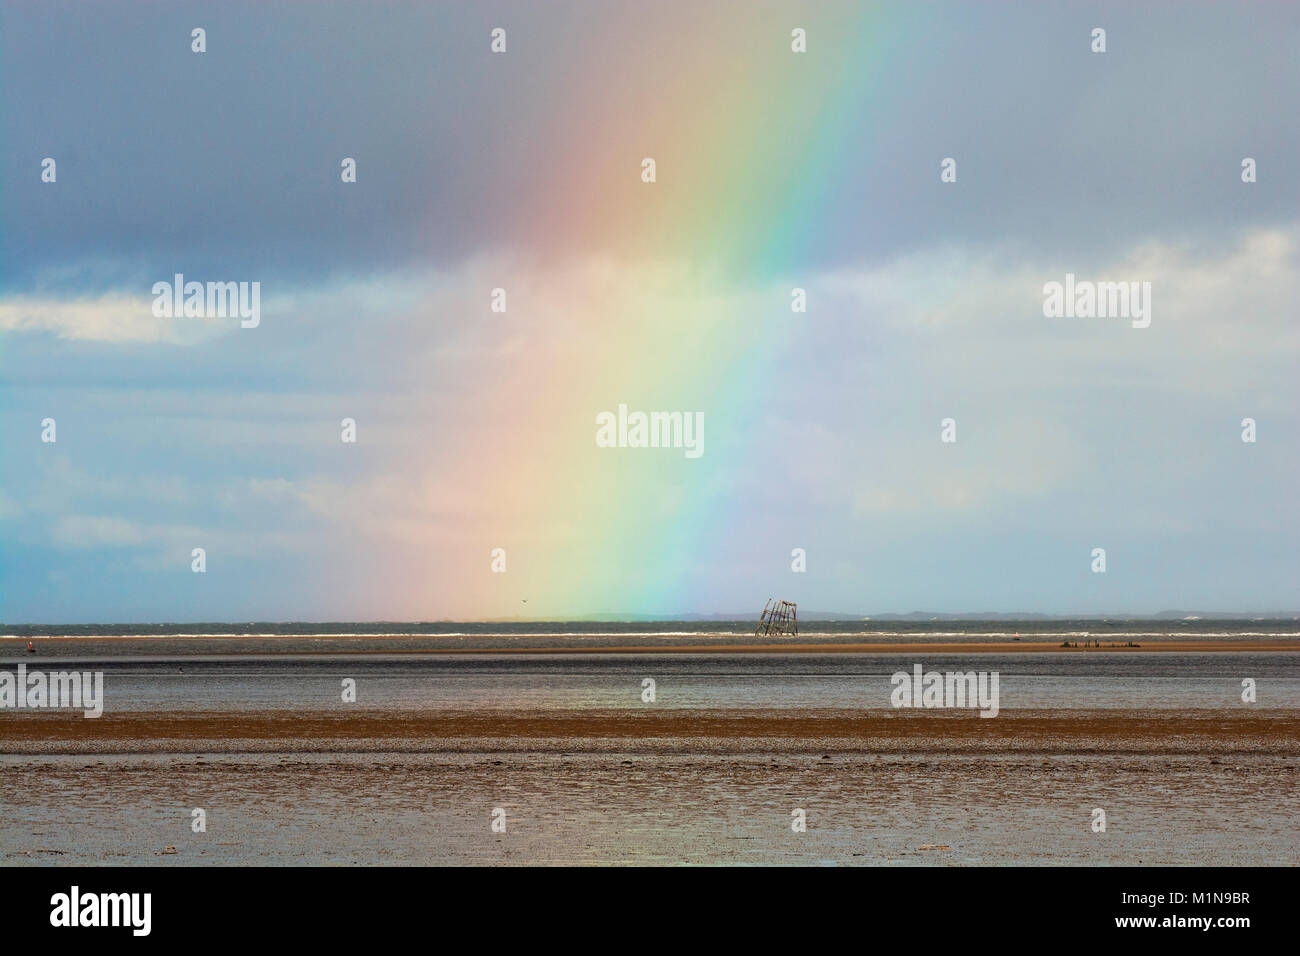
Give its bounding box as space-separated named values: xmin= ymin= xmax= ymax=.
xmin=3 ymin=707 xmax=1296 ymax=865
xmin=5 ymin=639 xmax=1296 ymax=864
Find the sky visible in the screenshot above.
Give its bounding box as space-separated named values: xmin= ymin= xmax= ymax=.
xmin=1 ymin=1 xmax=1297 ymax=623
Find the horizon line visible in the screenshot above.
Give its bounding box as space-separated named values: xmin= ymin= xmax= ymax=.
xmin=5 ymin=611 xmax=1300 ymax=628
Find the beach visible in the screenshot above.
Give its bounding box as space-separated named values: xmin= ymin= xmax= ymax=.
xmin=3 ymin=630 xmax=1297 ymax=865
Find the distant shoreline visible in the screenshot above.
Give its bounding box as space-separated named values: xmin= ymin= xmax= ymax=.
xmin=4 ymin=636 xmax=1297 ymax=654
xmin=310 ymin=639 xmax=1299 ymax=654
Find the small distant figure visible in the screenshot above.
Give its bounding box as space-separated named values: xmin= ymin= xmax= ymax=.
xmin=1013 ymin=632 xmax=1020 ymax=641
xmin=26 ymin=641 xmax=35 ymax=654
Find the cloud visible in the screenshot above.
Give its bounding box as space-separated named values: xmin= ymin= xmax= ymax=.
xmin=46 ymin=512 xmax=311 ymax=574
xmin=823 ymin=227 xmax=1300 ymax=398
xmin=49 ymin=514 xmax=152 ymax=549
xmin=3 ymin=227 xmax=1296 ymax=618
xmin=0 ymin=294 xmax=228 ymax=344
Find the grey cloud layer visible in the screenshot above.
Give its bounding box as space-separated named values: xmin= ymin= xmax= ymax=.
xmin=3 ymin=1 xmax=1297 ymax=290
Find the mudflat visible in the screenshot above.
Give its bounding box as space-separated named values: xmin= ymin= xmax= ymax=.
xmin=4 ymin=707 xmax=1296 ymax=753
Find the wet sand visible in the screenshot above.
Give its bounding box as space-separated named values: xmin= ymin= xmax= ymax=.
xmin=3 ymin=707 xmax=1298 ymax=753
xmin=4 ymin=646 xmax=1296 ymax=865
xmin=3 ymin=731 xmax=1296 ymax=865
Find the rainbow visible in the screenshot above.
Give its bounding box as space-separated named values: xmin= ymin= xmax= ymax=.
xmin=384 ymin=4 xmax=910 ymax=619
